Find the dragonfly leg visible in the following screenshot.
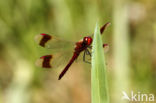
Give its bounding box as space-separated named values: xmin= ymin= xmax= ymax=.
xmin=88 ymin=46 xmax=92 ymax=49
xmin=86 ymin=49 xmax=91 ymax=56
xmin=83 ymin=49 xmax=91 ymax=64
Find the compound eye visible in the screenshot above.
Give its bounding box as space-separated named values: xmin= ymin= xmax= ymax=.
xmin=87 ymin=37 xmax=92 ymax=45
xmin=83 ymin=37 xmax=92 ymax=45
xmin=85 ymin=37 xmax=88 ymax=42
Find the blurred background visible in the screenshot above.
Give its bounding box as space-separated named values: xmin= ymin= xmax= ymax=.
xmin=0 ymin=0 xmax=156 ymax=103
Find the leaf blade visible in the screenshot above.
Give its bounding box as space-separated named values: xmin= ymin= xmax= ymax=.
xmin=91 ymin=22 xmax=109 ymax=103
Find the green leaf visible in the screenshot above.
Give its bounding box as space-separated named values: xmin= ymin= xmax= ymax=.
xmin=91 ymin=22 xmax=109 ymax=103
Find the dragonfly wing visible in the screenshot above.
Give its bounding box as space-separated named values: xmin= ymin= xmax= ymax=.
xmin=36 ymin=51 xmax=73 ymax=69
xmin=90 ymin=22 xmax=111 ymax=37
xmin=103 ymin=43 xmax=109 ymax=53
xmin=100 ymin=22 xmax=111 ymax=35
xmin=35 ymin=33 xmax=74 ymax=52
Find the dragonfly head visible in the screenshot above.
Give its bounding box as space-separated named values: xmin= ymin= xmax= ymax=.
xmin=83 ymin=36 xmax=92 ymax=45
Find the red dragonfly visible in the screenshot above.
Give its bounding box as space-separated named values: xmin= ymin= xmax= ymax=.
xmin=35 ymin=22 xmax=110 ymax=80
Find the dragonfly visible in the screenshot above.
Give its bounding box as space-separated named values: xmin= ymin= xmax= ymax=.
xmin=35 ymin=22 xmax=110 ymax=80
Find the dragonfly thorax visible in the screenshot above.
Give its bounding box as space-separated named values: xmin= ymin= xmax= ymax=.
xmin=74 ymin=36 xmax=92 ymax=53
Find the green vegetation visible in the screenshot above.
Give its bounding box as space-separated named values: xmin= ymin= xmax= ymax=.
xmin=91 ymin=23 xmax=109 ymax=103
xmin=0 ymin=0 xmax=156 ymax=103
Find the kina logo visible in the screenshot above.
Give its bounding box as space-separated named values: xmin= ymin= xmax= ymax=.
xmin=122 ymin=91 xmax=155 ymax=102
